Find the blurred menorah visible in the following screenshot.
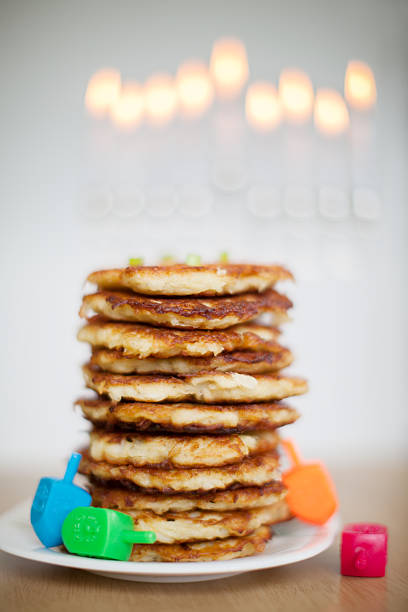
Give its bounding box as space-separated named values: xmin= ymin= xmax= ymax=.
xmin=79 ymin=38 xmax=382 ymax=282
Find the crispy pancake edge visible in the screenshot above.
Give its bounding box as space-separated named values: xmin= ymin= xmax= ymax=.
xmin=79 ymin=450 xmax=281 ymax=493
xmin=90 ymin=481 xmax=287 ymax=512
xmin=82 ymin=364 xmax=309 ymax=403
xmin=76 ymin=397 xmax=299 ymax=434
xmin=88 ymin=429 xmax=280 ymax=468
xmin=90 ymin=347 xmax=294 ymax=375
xmin=129 ymin=525 xmax=273 ymax=561
xmin=124 ymin=499 xmax=291 ymax=543
xmin=78 ymin=317 xmax=282 ymax=358
xmin=80 ymin=289 xmax=291 ymax=329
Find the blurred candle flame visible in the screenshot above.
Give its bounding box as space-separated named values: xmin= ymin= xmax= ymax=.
xmin=245 ymin=81 xmax=282 ymax=131
xmin=176 ymin=61 xmax=214 ymax=117
xmin=85 ymin=69 xmax=121 ymax=117
xmin=110 ymin=81 xmax=144 ymax=129
xmin=345 ymin=60 xmax=377 ymax=110
xmin=279 ymin=69 xmax=314 ymax=123
xmin=314 ymin=89 xmax=349 ymax=136
xmin=210 ymin=38 xmax=249 ymax=99
xmin=144 ymin=73 xmax=178 ymax=125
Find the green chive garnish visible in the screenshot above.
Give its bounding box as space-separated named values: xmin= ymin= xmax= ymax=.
xmin=161 ymin=254 xmax=175 ymax=264
xmin=186 ymin=254 xmax=202 ymax=266
xmin=219 ymin=251 xmax=229 ymax=263
xmin=129 ymin=257 xmax=144 ymax=266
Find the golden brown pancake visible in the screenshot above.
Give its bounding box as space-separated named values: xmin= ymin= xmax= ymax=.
xmin=79 ymin=450 xmax=281 ymax=493
xmin=87 ymin=263 xmax=293 ymax=296
xmin=129 ymin=525 xmax=272 ymax=561
xmin=88 ymin=429 xmax=280 ymax=468
xmin=125 ymin=500 xmax=290 ymax=543
xmin=90 ymin=347 xmax=293 ymax=375
xmin=83 ymin=364 xmax=308 ymax=403
xmin=80 ymin=290 xmax=291 ymax=329
xmin=78 ymin=317 xmax=281 ymax=359
xmin=90 ymin=481 xmax=286 ymax=513
xmin=76 ymin=397 xmax=299 ymax=434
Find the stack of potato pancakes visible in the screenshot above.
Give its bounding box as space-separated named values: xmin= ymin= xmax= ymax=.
xmin=76 ymin=263 xmax=307 ymax=562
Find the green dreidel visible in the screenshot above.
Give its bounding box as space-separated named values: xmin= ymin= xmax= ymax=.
xmin=62 ymin=507 xmax=156 ymax=560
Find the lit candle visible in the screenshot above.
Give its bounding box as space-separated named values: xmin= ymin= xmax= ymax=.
xmin=345 ymin=61 xmax=380 ymax=220
xmin=246 ymin=81 xmax=282 ymax=132
xmin=144 ymin=73 xmax=178 ymax=126
xmin=314 ymin=88 xmax=350 ymax=220
xmin=210 ymin=38 xmax=249 ymax=192
xmin=279 ymin=69 xmax=314 ymax=124
xmin=142 ymin=73 xmax=179 ymax=216
xmin=345 ymin=61 xmax=376 ymax=111
xmin=85 ymin=69 xmax=121 ymax=118
xmin=110 ymin=81 xmax=144 ymax=130
xmin=314 ymin=89 xmax=349 ymax=136
xmin=279 ymin=69 xmax=316 ymax=219
xmin=245 ymin=81 xmax=283 ymax=217
xmin=82 ymin=68 xmax=122 ymax=218
xmin=174 ymin=60 xmax=213 ymax=216
xmin=108 ymin=82 xmax=146 ymax=217
xmin=210 ymin=38 xmax=249 ymax=100
xmin=176 ymin=61 xmax=214 ymax=118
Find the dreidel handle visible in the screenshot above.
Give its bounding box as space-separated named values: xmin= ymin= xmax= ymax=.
xmin=282 ymin=438 xmax=338 ymax=524
xmin=281 ymin=439 xmax=303 ymax=468
xmin=122 ymin=529 xmax=157 ymax=545
xmin=63 ymin=453 xmax=82 ymax=484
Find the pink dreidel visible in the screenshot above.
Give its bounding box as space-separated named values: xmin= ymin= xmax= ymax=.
xmin=341 ymin=523 xmax=388 ymax=577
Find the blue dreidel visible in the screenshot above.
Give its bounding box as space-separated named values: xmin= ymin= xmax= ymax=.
xmin=30 ymin=452 xmax=92 ymax=547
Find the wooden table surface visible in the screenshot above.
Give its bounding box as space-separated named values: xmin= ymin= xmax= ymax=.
xmin=0 ymin=462 xmax=407 ymax=612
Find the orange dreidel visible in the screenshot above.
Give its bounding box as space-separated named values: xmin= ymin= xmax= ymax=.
xmin=281 ymin=439 xmax=338 ymax=525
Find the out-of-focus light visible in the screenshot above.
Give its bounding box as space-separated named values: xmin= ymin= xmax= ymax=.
xmin=245 ymin=82 xmax=282 ymax=131
xmin=112 ymin=189 xmax=145 ymax=217
xmin=144 ymin=74 xmax=178 ymax=125
xmin=279 ymin=69 xmax=314 ymax=123
xmin=284 ymin=186 xmax=316 ymax=218
xmin=352 ymin=188 xmax=381 ymax=220
xmin=85 ymin=69 xmax=121 ymax=117
xmin=345 ymin=61 xmax=377 ymax=110
xmin=318 ymin=187 xmax=349 ymax=220
xmin=110 ymin=82 xmax=144 ymax=129
xmin=80 ymin=191 xmax=113 ymax=218
xmin=160 ymin=254 xmax=176 ymax=265
xmin=247 ymin=186 xmax=282 ymax=218
xmin=212 ymin=158 xmax=248 ymax=192
xmin=210 ymin=38 xmax=249 ymax=99
xmin=147 ymin=187 xmax=178 ymax=216
xmin=314 ymin=89 xmax=349 ymax=136
xmin=178 ymin=186 xmax=213 ymax=216
xmin=176 ymin=61 xmax=214 ymax=117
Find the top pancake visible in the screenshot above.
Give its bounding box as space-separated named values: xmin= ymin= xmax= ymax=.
xmin=87 ymin=263 xmax=293 ymax=296
xmin=79 ymin=289 xmax=292 ymax=330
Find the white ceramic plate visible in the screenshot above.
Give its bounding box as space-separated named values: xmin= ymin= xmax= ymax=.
xmin=0 ymin=499 xmax=339 ymax=583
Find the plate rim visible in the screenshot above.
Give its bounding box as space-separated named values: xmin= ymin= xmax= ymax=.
xmin=0 ymin=498 xmax=340 ymax=577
